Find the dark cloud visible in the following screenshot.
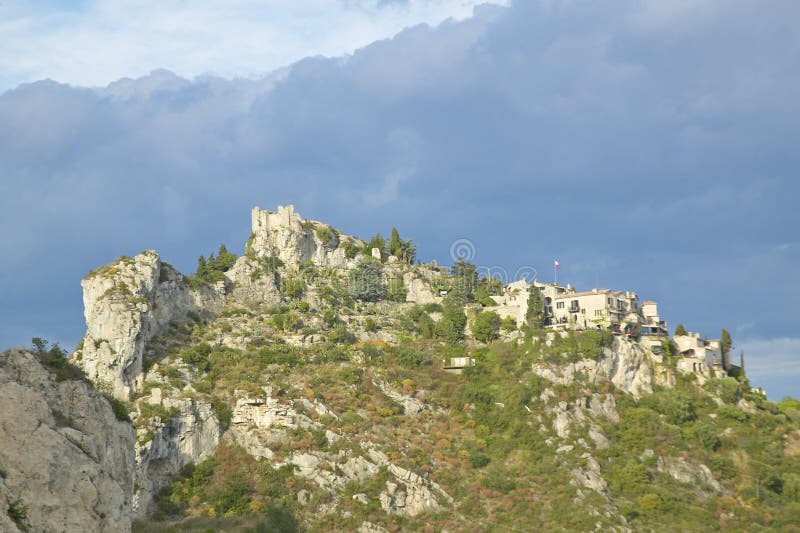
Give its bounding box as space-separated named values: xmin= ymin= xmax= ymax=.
xmin=1 ymin=1 xmax=798 ymax=397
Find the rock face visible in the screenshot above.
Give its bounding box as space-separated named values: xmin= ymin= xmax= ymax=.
xmin=656 ymin=456 xmax=723 ymax=495
xmin=250 ymin=205 xmax=361 ymax=270
xmin=534 ymin=337 xmax=674 ymax=397
xmin=0 ymin=349 xmax=136 ymax=532
xmin=133 ymin=395 xmax=220 ymax=515
xmin=224 ymin=255 xmax=282 ymax=305
xmin=77 ymin=251 xmax=162 ymax=400
xmin=74 ymin=251 xmax=224 ymax=400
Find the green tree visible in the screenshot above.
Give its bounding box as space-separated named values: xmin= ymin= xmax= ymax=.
xmin=721 ymin=328 xmax=733 ymax=370
xmin=451 ymin=258 xmax=478 ymax=301
xmin=474 ymin=285 xmax=496 ymax=307
xmin=501 ymin=316 xmax=517 ymax=332
xmin=473 ymin=311 xmax=502 ymax=343
xmin=437 ymin=301 xmax=467 ymax=343
xmin=196 ymin=255 xmax=208 ymax=278
xmin=674 ymin=323 xmax=688 ymax=336
xmin=526 ymin=285 xmax=544 ymax=328
xmin=215 ymin=243 xmax=237 ymax=271
xmin=387 ymin=227 xmax=417 ymax=263
xmin=348 ymin=260 xmax=386 ymax=301
xmin=362 ymin=233 xmax=386 ymax=259
xmin=31 ymin=337 xmax=48 ymax=353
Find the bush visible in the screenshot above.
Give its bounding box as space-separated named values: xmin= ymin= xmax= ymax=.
xmin=182 ymin=342 xmax=212 ymax=371
xmin=639 ymin=390 xmax=697 ymax=425
xmin=341 ymin=241 xmax=360 ymax=259
xmin=437 ymin=304 xmax=467 ymax=343
xmin=211 ymin=397 xmax=232 ymax=430
xmin=105 ymin=394 xmax=132 ymax=422
xmin=703 ymin=377 xmax=742 ymax=405
xmin=473 ymin=311 xmax=502 ymax=343
xmin=423 ymin=303 xmax=443 ymax=313
xmin=315 ymin=225 xmax=337 ymax=247
xmin=396 ymin=346 xmax=423 ymax=368
xmin=7 ymin=497 xmax=27 ymax=529
xmin=469 ymin=451 xmax=491 ymax=468
xmin=689 ymin=422 xmax=721 ymax=450
xmin=280 ymin=277 xmax=306 ymax=299
xmin=347 ymin=260 xmax=385 ymax=302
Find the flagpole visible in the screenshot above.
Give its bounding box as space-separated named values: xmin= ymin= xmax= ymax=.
xmin=554 ymin=259 xmax=557 ymax=286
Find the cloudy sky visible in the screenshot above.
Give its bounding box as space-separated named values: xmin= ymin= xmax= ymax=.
xmin=1 ymin=0 xmax=798 ymax=400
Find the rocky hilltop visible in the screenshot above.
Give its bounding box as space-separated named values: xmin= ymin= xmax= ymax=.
xmin=3 ymin=204 xmax=799 ymax=532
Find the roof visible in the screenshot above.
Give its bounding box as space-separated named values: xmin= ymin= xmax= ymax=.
xmin=642 ymin=300 xmax=657 ymax=305
xmin=553 ymin=289 xmax=616 ymax=299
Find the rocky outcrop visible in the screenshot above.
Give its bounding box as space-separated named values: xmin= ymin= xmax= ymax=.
xmin=0 ymin=349 xmax=136 ymax=532
xmin=534 ymin=337 xmax=674 ymax=397
xmin=373 ymin=378 xmax=426 ymax=415
xmin=224 ymin=255 xmax=282 ymax=305
xmin=76 ymin=251 xmax=161 ymax=400
xmin=133 ymin=394 xmax=220 ymax=515
xmin=249 ymin=205 xmax=361 ymax=270
xmin=656 ymin=456 xmax=723 ymax=495
xmin=74 ymin=251 xmax=224 ymax=400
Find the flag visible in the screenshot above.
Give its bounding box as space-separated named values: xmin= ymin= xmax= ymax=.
xmin=554 ymin=260 xmax=560 ymax=270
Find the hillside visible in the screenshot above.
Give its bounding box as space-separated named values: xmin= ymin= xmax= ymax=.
xmin=3 ymin=204 xmax=800 ymax=532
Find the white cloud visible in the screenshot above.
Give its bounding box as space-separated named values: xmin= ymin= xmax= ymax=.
xmin=739 ymin=338 xmax=800 ymax=376
xmin=738 ymin=338 xmax=800 ymax=400
xmin=0 ymin=0 xmax=507 ymax=91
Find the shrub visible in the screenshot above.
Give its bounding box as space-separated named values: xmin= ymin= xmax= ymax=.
xmin=437 ymin=304 xmax=467 ymax=343
xmin=322 ymin=309 xmax=338 ymax=328
xmin=423 ymin=303 xmax=443 ymax=313
xmin=7 ymin=498 xmax=27 ymax=528
xmin=501 ymin=316 xmax=517 ymax=332
xmin=105 ymin=395 xmax=132 ymax=422
xmin=473 ymin=311 xmax=502 ymax=343
xmin=328 ymin=325 xmax=355 ymax=345
xmin=315 ymin=225 xmax=337 ymax=246
xmin=211 ymin=397 xmax=233 ymax=430
xmin=347 ymin=260 xmax=385 ymax=302
xmin=341 ymin=241 xmax=360 ymax=259
xmin=396 ymin=346 xmax=423 ymax=368
xmin=280 ymin=277 xmax=306 ymax=299
xmin=182 ymin=342 xmax=212 ymax=371
xmin=689 ymin=422 xmax=721 ymax=451
xmin=639 ymin=390 xmax=697 ymax=425
xmin=703 ymin=377 xmax=742 ymax=404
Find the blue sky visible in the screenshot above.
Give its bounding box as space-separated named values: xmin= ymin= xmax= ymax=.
xmin=0 ymin=0 xmax=798 ymax=400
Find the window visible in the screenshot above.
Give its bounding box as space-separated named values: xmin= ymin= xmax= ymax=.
xmin=594 ymin=310 xmax=604 ymax=317
xmin=570 ymin=300 xmax=579 ymax=312
xmin=556 ymin=301 xmax=565 ymax=309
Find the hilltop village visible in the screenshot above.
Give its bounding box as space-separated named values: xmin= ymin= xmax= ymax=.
xmin=2 ymin=204 xmax=792 ymax=533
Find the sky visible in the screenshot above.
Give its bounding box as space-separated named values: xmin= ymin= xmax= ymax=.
xmin=0 ymin=0 xmax=798 ymax=400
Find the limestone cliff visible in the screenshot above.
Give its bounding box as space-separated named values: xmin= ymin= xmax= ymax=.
xmin=0 ymin=349 xmax=136 ymax=532
xmin=132 ymin=392 xmax=220 ymax=514
xmin=533 ymin=336 xmax=675 ymax=397
xmin=74 ymin=251 xmax=226 ymax=400
xmin=249 ymin=205 xmax=362 ymax=270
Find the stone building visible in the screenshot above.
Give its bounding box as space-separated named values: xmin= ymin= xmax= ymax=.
xmin=549 ymin=288 xmax=641 ymax=331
